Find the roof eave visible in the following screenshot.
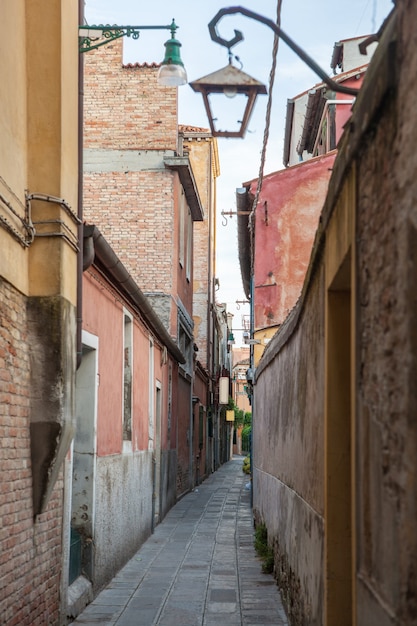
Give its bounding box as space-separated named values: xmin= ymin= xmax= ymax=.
xmin=164 ymin=156 xmax=204 ymax=221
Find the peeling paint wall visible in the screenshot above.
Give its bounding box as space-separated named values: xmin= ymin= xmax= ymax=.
xmin=93 ymin=453 xmax=153 ymax=592
xmin=249 ymin=153 xmax=335 ymax=331
xmin=254 ymin=264 xmax=325 ymax=625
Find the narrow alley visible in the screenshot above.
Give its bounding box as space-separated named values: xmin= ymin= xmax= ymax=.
xmin=71 ymin=457 xmax=288 ymax=626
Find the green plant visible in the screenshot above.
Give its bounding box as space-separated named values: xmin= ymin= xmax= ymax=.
xmin=243 ymin=411 xmax=252 ymax=426
xmin=254 ymin=523 xmax=274 ymax=574
xmin=241 ymin=424 xmax=251 ymax=453
xmin=261 ymin=552 xmax=274 ymax=574
xmin=242 ymin=455 xmax=251 ymax=474
xmin=234 ymin=407 xmax=244 ymax=427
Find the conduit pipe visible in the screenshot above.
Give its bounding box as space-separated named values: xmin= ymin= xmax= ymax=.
xmin=76 ymin=0 xmax=84 ymax=369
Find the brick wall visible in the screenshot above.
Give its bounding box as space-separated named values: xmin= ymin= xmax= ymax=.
xmin=84 ymin=39 xmax=178 ymax=151
xmin=184 ymin=136 xmax=213 ymax=369
xmin=84 ymin=169 xmax=175 ymax=294
xmin=83 ymin=38 xmax=179 ymax=301
xmin=0 ymin=278 xmax=63 ymax=626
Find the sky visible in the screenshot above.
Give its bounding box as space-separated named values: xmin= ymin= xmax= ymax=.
xmin=84 ymin=0 xmax=394 ymax=344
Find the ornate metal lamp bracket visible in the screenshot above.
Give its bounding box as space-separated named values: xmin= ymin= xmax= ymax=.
xmin=79 ymin=21 xmax=177 ymax=54
xmin=79 ymin=26 xmax=141 ymax=53
xmin=207 ymin=6 xmax=359 ymax=96
xmin=208 ymin=13 xmax=243 ymax=52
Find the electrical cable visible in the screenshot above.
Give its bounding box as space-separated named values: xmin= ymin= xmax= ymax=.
xmin=249 ymin=0 xmax=283 ymax=274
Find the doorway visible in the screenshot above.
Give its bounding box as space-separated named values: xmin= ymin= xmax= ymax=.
xmin=70 ymin=331 xmax=98 ymax=583
xmin=152 ymin=382 xmax=162 ymax=529
xmin=325 ymin=255 xmax=353 ymax=625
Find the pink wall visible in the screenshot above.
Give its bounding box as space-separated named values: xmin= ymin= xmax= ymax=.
xmin=83 ymin=271 xmax=123 ymax=455
xmin=249 ymin=152 xmax=336 ymax=329
xmin=132 ymin=329 xmax=150 ymax=451
xmin=83 ymin=269 xmax=172 ymax=456
xmin=177 ymin=375 xmax=192 ymax=495
xmin=335 ymin=74 xmax=365 ymax=145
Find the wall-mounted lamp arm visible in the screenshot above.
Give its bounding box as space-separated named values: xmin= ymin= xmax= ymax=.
xmin=209 ymin=6 xmax=360 ymax=96
xmin=79 ymin=21 xmax=177 ymax=53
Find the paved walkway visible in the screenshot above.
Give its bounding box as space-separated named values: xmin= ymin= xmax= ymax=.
xmin=71 ymin=456 xmax=288 ymax=625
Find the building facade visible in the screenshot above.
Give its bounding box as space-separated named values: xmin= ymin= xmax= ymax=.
xmin=180 ymin=125 xmax=221 ymax=483
xmin=82 ymin=38 xmax=204 ymax=499
xmin=0 ymin=1 xmax=79 ymax=624
xmin=238 ymin=153 xmax=336 ymax=366
xmin=251 ymin=7 xmax=417 ymax=625
xmin=64 ymin=227 xmax=185 ymax=618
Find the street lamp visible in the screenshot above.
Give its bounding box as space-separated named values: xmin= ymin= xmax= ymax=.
xmin=191 ymin=6 xmax=360 ymax=138
xmin=79 ymin=19 xmax=187 ymax=87
xmin=189 ymin=59 xmax=267 ymax=138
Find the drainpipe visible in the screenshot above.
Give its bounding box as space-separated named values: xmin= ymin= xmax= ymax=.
xmin=76 ymin=0 xmax=84 ymax=369
xmin=189 ymin=371 xmax=194 ymax=491
xmin=249 ymin=275 xmax=255 ymax=508
xmin=151 ymin=455 xmax=156 ymax=533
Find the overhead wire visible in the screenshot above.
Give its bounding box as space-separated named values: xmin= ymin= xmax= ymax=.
xmin=249 ymin=0 xmax=283 ymax=275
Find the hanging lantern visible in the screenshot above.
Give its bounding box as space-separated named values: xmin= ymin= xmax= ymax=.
xmin=190 ymin=63 xmax=267 ymax=138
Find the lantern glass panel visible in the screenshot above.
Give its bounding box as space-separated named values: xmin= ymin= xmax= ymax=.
xmin=207 ymin=92 xmax=250 ymax=135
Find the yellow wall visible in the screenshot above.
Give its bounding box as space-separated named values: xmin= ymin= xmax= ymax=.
xmin=324 ymin=170 xmax=356 ymax=625
xmin=0 ymin=0 xmax=78 ymax=303
xmin=254 ymin=326 xmax=278 ymax=366
xmin=0 ymin=1 xmax=29 ymax=293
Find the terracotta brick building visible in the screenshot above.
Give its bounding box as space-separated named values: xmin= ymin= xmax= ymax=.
xmin=82 ymin=39 xmax=228 ymax=502
xmin=82 ymin=39 xmax=203 ymax=498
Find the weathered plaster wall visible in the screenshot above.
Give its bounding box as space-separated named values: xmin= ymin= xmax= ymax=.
xmin=0 ymin=2 xmax=79 ymax=622
xmin=80 ymin=266 xmax=178 ymax=596
xmin=83 ymin=270 xmax=123 ymax=455
xmin=133 ymin=325 xmax=152 ymax=451
xmin=93 ymin=452 xmax=153 ymax=592
xmin=254 ymin=263 xmax=325 ymax=625
xmin=160 ymin=449 xmax=178 ymax=519
xmin=193 ymin=366 xmax=209 ymax=482
xmin=354 ymin=3 xmax=417 ymax=621
xmin=253 ymin=7 xmax=417 ymax=625
xmin=249 ymin=153 xmax=335 ymax=330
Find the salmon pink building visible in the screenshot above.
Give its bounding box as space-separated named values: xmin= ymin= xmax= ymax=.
xmin=66 ymin=227 xmax=185 ymax=618
xmin=238 ymin=35 xmax=376 ymax=364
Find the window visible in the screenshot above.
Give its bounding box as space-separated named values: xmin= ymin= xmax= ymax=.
xmin=123 ymin=311 xmax=133 ymax=441
xmin=179 ymin=324 xmax=193 ymax=376
xmin=186 ymin=206 xmax=192 ymax=281
xmin=179 ymin=186 xmax=193 ymax=282
xmin=149 ymin=337 xmax=154 ymax=449
xmin=167 ymin=361 xmax=172 ymax=437
xmin=177 ymin=301 xmax=194 ymax=378
xmin=199 ymin=405 xmax=204 ymax=451
xmin=179 ymin=188 xmax=185 ymax=267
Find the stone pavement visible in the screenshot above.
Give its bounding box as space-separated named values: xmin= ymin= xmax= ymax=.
xmin=71 ymin=456 xmax=289 ymax=626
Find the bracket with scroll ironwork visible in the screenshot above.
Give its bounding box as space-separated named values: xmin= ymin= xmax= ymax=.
xmin=79 ymin=21 xmax=177 ymax=54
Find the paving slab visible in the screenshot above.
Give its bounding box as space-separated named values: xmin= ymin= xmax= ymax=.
xmin=71 ymin=456 xmax=289 ymax=626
